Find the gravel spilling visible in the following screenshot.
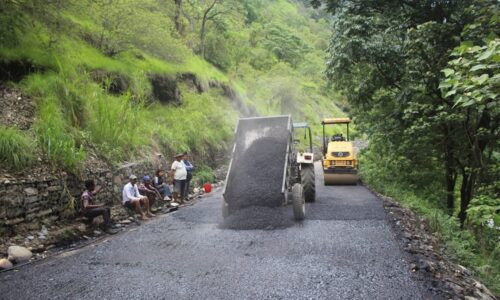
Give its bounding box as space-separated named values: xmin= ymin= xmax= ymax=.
xmin=225 ymin=136 xmax=287 ymax=209
xmin=218 ymin=206 xmax=295 ymax=230
xmin=222 ymin=117 xmax=293 ymax=230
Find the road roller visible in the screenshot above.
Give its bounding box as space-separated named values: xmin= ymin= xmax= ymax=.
xmin=321 ymin=118 xmax=359 ymax=185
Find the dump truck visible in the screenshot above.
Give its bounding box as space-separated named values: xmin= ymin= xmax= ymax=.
xmin=222 ymin=115 xmax=315 ymax=221
xmin=321 ymin=117 xmax=359 ymax=185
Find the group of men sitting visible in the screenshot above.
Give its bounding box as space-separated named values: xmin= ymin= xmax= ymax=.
xmin=80 ymin=152 xmax=194 ymax=233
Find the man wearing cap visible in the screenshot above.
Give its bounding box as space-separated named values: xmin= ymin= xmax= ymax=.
xmin=170 ymin=153 xmax=187 ymax=204
xmin=122 ymin=175 xmax=155 ymax=220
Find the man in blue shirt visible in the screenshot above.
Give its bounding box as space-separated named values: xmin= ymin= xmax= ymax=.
xmin=182 ymin=152 xmax=195 ymax=201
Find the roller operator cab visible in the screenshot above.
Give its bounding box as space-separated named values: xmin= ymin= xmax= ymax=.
xmin=321 ymin=118 xmax=359 ymax=185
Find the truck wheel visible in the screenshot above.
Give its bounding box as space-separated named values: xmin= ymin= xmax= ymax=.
xmin=292 ymin=183 xmax=305 ymax=221
xmin=284 ymin=188 xmax=293 ymax=205
xmin=301 ymin=164 xmax=316 ymax=202
xmin=222 ymin=200 xmax=229 ymax=218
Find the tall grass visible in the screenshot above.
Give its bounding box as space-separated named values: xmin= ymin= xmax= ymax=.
xmin=1 ymin=0 xmax=344 ymax=178
xmin=145 ymin=88 xmax=236 ymax=160
xmin=0 ymin=126 xmax=35 ymax=170
xmin=35 ymin=97 xmax=85 ymax=171
xmin=87 ymin=92 xmax=148 ymax=161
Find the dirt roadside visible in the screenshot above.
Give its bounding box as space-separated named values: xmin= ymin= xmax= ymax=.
xmin=368 ymin=187 xmax=497 ymax=300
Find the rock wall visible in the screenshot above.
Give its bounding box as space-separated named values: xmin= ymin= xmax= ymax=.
xmin=0 ymin=160 xmax=157 ymax=232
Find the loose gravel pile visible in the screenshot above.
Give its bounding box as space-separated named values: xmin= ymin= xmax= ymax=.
xmin=219 ymin=206 xmax=295 ymax=230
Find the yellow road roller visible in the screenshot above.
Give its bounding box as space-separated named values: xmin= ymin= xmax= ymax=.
xmin=321 ymin=118 xmax=359 ymax=185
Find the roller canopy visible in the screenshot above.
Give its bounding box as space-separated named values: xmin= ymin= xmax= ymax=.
xmin=321 ymin=118 xmax=351 ymax=125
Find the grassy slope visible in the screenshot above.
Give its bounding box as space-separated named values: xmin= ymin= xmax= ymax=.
xmin=0 ymin=1 xmax=346 ymax=173
xmin=0 ymin=20 xmax=234 ymax=170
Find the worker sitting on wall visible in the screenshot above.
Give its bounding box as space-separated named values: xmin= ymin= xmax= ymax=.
xmin=122 ymin=175 xmax=155 ymax=220
xmin=81 ymin=179 xmax=118 ymax=234
xmin=153 ymin=169 xmax=172 ymax=201
xmin=138 ymin=175 xmax=162 ymax=212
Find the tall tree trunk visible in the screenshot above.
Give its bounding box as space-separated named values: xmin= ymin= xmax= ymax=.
xmin=199 ymin=0 xmax=218 ymax=60
xmin=200 ymin=16 xmax=207 ymax=59
xmin=443 ymin=126 xmax=456 ymax=212
xmin=445 ymin=154 xmax=456 ymax=212
xmin=458 ymin=169 xmax=476 ymax=227
xmin=457 ymin=110 xmax=489 ymax=227
xmin=174 ymin=0 xmax=183 ymax=34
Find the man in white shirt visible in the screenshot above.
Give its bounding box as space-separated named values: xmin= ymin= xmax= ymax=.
xmin=170 ymin=153 xmax=187 ymax=204
xmin=122 ymin=175 xmax=155 ymax=220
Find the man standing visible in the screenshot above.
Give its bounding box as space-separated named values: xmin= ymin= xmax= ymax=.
xmin=122 ymin=175 xmax=155 ymax=220
xmin=81 ymin=179 xmax=117 ymax=234
xmin=170 ymin=153 xmax=187 ymax=204
xmin=182 ymin=152 xmax=195 ymax=201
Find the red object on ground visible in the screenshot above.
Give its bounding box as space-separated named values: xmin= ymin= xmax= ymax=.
xmin=203 ymin=183 xmax=212 ymax=193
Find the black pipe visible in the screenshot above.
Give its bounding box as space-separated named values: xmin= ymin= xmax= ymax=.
xmin=308 ymin=127 xmax=312 ymax=153
xmin=322 ymin=124 xmax=326 ymax=155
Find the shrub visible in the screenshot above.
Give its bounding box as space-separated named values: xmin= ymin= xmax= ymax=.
xmin=193 ymin=165 xmax=216 ymax=186
xmin=0 ymin=126 xmax=35 ymax=170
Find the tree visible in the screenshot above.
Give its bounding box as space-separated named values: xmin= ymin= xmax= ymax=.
xmin=262 ymin=24 xmax=309 ymax=67
xmin=317 ymin=0 xmax=499 ymax=225
xmin=174 ymin=0 xmax=184 ymax=34
xmin=440 ymin=39 xmax=500 ymax=224
xmin=187 ymin=0 xmax=239 ymax=59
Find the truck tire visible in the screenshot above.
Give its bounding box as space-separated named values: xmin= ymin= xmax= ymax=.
xmin=292 ymin=183 xmax=305 ymax=221
xmin=284 ymin=188 xmax=293 ymax=205
xmin=301 ymin=164 xmax=316 ymax=202
xmin=222 ymin=200 xmax=229 ymax=218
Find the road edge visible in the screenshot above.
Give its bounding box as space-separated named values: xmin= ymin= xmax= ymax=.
xmin=365 ymin=184 xmax=497 ymax=300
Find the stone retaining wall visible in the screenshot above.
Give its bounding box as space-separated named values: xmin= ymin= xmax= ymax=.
xmin=0 ymin=160 xmax=158 ymax=231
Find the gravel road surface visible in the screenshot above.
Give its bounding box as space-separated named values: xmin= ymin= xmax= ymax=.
xmin=0 ymin=162 xmax=435 ymax=299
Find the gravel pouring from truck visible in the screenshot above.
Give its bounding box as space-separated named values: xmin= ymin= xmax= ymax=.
xmin=222 ymin=115 xmax=315 ymax=221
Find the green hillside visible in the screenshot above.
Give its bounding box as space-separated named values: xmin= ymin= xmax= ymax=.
xmin=0 ymin=0 xmax=344 ymax=172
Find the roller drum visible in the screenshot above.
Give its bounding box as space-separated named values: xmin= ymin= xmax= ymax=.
xmin=323 ymin=173 xmax=358 ymax=185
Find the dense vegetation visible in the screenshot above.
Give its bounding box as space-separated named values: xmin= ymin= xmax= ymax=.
xmin=314 ymin=0 xmax=499 ymax=292
xmin=0 ymin=0 xmax=342 ymax=174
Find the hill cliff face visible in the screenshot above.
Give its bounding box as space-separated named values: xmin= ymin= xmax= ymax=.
xmin=0 ymin=0 xmax=344 ymax=175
